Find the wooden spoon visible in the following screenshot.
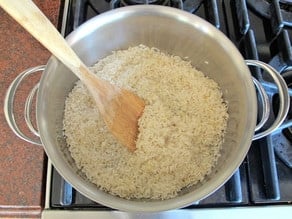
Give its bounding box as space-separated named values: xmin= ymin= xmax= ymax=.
xmin=0 ymin=0 xmax=145 ymax=152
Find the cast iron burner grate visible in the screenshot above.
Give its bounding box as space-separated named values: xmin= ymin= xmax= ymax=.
xmin=110 ymin=0 xmax=183 ymax=10
xmin=50 ymin=0 xmax=292 ymax=210
xmin=247 ymin=0 xmax=292 ymax=28
xmin=272 ymin=70 xmax=292 ymax=167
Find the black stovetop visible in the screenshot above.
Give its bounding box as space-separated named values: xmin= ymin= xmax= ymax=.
xmin=50 ymin=0 xmax=292 ymax=209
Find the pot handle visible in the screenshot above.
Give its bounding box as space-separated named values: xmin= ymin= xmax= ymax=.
xmin=252 ymin=77 xmax=270 ymax=132
xmin=245 ymin=60 xmax=290 ymax=140
xmin=3 ymin=65 xmax=45 ymax=146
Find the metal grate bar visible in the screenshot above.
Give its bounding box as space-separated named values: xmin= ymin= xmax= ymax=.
xmin=235 ymin=0 xmax=250 ymax=36
xmin=260 ymin=139 xmax=281 ymax=200
xmin=225 ymin=169 xmax=243 ymax=203
xmin=60 ymin=179 xmax=73 ymax=206
xmin=205 ymin=0 xmax=220 ymax=28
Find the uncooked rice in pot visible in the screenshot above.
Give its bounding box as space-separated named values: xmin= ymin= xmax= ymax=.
xmin=63 ymin=45 xmax=228 ymax=200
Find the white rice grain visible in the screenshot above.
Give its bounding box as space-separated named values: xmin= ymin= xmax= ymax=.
xmin=63 ymin=45 xmax=228 ymax=200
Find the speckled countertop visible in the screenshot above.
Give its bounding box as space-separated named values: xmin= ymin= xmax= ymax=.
xmin=0 ymin=0 xmax=61 ymax=217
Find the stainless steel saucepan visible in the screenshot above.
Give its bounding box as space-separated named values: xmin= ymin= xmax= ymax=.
xmin=3 ymin=5 xmax=290 ymax=211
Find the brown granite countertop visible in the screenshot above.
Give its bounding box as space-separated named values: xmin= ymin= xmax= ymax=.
xmin=0 ymin=0 xmax=61 ymax=218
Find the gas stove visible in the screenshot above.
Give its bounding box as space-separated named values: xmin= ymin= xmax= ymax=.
xmin=42 ymin=0 xmax=292 ymax=218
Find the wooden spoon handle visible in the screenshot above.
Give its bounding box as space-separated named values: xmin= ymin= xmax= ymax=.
xmin=0 ymin=0 xmax=89 ymax=81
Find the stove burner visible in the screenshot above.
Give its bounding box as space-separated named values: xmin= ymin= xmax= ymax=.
xmin=121 ymin=0 xmax=169 ymax=5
